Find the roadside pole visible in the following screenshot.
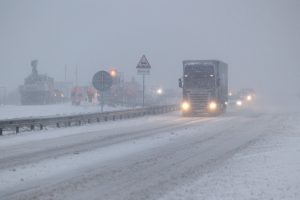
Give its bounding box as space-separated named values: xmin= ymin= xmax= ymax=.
xmin=143 ymin=74 xmax=145 ymax=107
xmin=136 ymin=55 xmax=151 ymax=108
xmin=101 ymin=92 xmax=104 ymax=112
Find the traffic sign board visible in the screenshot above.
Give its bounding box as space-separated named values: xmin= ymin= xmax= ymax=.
xmin=136 ymin=55 xmax=151 ymax=75
xmin=92 ymin=71 xmax=113 ymax=92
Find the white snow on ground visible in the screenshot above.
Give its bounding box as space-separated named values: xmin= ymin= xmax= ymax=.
xmin=0 ymin=113 xmax=215 ymax=199
xmin=0 ymin=122 xmax=180 ymax=194
xmin=0 ymin=113 xmax=183 ymax=147
xmin=0 ymin=103 xmax=133 ymax=120
xmin=159 ymin=112 xmax=300 ymax=200
xmin=0 ymin=97 xmax=300 ymax=200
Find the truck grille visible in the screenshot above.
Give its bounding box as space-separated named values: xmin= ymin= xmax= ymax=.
xmin=188 ymin=91 xmax=210 ymax=113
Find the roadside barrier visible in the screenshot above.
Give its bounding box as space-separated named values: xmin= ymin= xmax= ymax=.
xmin=0 ymin=104 xmax=178 ymax=135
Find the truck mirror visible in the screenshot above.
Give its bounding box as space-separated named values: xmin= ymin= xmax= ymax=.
xmin=178 ymin=78 xmax=183 ymax=88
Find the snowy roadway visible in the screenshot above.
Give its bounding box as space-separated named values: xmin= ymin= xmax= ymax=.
xmin=0 ymin=106 xmax=299 ymax=200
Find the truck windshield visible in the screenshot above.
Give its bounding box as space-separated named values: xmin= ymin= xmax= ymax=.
xmin=183 ymin=64 xmax=215 ymax=89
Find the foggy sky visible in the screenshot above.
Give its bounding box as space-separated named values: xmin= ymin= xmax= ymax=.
xmin=0 ymin=0 xmax=299 ymax=96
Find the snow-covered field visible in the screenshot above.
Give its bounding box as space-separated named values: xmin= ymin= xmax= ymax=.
xmin=159 ymin=113 xmax=300 ymax=200
xmin=0 ymin=103 xmax=133 ymax=120
xmin=0 ymin=100 xmax=299 ymax=200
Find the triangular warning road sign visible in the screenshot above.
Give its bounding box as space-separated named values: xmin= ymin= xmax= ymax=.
xmin=136 ymin=55 xmax=151 ymax=69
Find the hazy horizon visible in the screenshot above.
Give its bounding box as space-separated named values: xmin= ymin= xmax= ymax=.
xmin=1 ymin=0 xmax=299 ymax=98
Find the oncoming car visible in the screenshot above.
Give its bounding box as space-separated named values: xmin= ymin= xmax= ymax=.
xmin=228 ymin=89 xmax=256 ymax=108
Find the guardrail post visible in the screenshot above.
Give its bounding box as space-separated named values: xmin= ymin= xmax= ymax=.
xmin=88 ymin=119 xmax=91 ymax=124
xmin=40 ymin=124 xmax=43 ymax=130
xmin=56 ymin=122 xmax=60 ymax=128
xmin=30 ymin=124 xmax=34 ymax=131
xmin=16 ymin=126 xmax=19 ymax=134
xmin=78 ymin=120 xmax=81 ymax=126
xmin=0 ymin=128 xmax=2 ymax=136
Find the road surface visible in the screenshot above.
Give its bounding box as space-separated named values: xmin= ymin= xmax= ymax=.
xmin=0 ymin=107 xmax=299 ymax=200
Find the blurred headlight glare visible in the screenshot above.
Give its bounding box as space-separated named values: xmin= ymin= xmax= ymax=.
xmin=236 ymin=100 xmax=242 ymax=106
xmin=181 ymin=102 xmax=190 ymax=111
xmin=246 ymin=95 xmax=252 ymax=101
xmin=209 ymin=101 xmax=217 ymax=110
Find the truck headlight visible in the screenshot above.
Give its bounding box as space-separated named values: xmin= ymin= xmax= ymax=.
xmin=236 ymin=100 xmax=242 ymax=106
xmin=209 ymin=101 xmax=217 ymax=110
xmin=181 ymin=101 xmax=190 ymax=111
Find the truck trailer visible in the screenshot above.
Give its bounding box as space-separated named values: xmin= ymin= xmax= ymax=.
xmin=179 ymin=60 xmax=228 ymax=116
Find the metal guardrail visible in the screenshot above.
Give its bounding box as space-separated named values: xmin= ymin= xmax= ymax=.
xmin=0 ymin=104 xmax=178 ymax=136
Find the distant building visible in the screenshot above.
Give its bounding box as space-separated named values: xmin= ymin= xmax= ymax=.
xmin=19 ymin=60 xmax=67 ymax=105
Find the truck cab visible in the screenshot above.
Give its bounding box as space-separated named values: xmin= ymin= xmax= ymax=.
xmin=179 ymin=60 xmax=228 ymax=116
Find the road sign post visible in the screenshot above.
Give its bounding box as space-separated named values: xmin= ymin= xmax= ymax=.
xmin=136 ymin=55 xmax=151 ymax=107
xmin=92 ymin=71 xmax=113 ymax=112
xmin=100 ymin=92 xmax=104 ymax=113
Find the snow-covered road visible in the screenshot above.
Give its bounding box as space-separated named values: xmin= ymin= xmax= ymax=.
xmin=0 ymin=107 xmax=299 ymax=200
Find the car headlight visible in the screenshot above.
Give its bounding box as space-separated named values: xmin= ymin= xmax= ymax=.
xmin=181 ymin=101 xmax=190 ymax=111
xmin=236 ymin=100 xmax=242 ymax=106
xmin=246 ymin=95 xmax=252 ymax=101
xmin=209 ymin=101 xmax=217 ymax=110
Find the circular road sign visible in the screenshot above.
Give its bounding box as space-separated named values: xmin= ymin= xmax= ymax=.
xmin=92 ymin=71 xmax=113 ymax=92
